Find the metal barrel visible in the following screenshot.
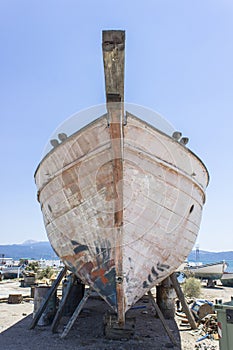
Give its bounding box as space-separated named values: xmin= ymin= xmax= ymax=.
xmin=33 ymin=286 xmax=57 ymax=326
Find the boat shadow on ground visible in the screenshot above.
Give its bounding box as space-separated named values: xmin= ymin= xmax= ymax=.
xmin=203 ymin=286 xmax=224 ymax=290
xmin=0 ymin=296 xmax=181 ymax=350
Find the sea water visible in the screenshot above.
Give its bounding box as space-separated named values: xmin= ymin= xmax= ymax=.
xmin=224 ymin=260 xmax=233 ymax=272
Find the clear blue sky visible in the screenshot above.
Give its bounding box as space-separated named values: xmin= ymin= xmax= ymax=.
xmin=0 ymin=0 xmax=233 ymax=251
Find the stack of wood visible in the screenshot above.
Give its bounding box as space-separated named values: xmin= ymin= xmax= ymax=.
xmin=21 ymin=271 xmax=36 ymax=287
xmin=177 ymin=310 xmax=219 ymax=340
xmin=191 ymin=300 xmax=214 ymax=320
xmin=200 ymin=314 xmax=219 ymax=340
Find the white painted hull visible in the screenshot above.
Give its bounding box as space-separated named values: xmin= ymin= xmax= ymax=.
xmin=35 ymin=113 xmax=208 ymax=313
xmin=221 ymin=272 xmax=233 ymax=287
xmin=0 ymin=265 xmax=24 ymax=279
xmin=184 ymin=261 xmax=226 ymax=280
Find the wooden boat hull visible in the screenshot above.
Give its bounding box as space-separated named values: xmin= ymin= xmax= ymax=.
xmin=35 ymin=30 xmax=209 ymax=323
xmin=221 ymin=272 xmax=233 ymax=287
xmin=184 ymin=261 xmax=226 ymax=280
xmin=0 ymin=266 xmax=24 ymax=279
xmin=35 ymin=112 xmax=208 ymax=313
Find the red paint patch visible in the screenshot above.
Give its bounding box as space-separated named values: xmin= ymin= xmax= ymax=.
xmin=92 ymin=268 xmax=109 ymax=285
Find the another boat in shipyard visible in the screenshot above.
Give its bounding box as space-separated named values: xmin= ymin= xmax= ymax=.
xmin=34 ymin=30 xmax=209 ymax=325
xmin=221 ymin=272 xmax=233 ymax=287
xmin=183 ymin=261 xmax=227 ymax=281
xmin=0 ymin=257 xmax=24 ymax=280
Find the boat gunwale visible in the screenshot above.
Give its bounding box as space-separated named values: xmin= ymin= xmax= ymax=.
xmin=34 ymin=112 xmax=209 ymax=187
xmin=186 ymin=260 xmax=226 ymax=271
xmin=127 ymin=112 xmax=209 ymax=186
xmin=36 ymin=132 xmax=207 ymax=205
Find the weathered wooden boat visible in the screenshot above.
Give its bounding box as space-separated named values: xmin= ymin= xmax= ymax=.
xmin=0 ymin=258 xmax=24 ymax=280
xmin=34 ymin=30 xmax=209 ymax=325
xmin=183 ymin=261 xmax=227 ymax=280
xmin=221 ymin=272 xmax=233 ymax=287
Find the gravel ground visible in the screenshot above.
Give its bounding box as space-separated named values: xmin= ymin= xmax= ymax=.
xmin=0 ymin=299 xmax=181 ymax=350
xmin=1 ymin=280 xmax=232 ymax=350
xmin=0 ymin=281 xmax=180 ymax=350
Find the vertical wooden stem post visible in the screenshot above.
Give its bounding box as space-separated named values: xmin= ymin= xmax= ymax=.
xmin=102 ymin=30 xmax=126 ymax=326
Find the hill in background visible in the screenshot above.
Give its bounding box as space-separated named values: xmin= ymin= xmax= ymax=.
xmin=188 ymin=250 xmax=233 ymax=262
xmin=0 ymin=241 xmax=58 ymax=260
xmin=0 ymin=241 xmax=233 ymax=262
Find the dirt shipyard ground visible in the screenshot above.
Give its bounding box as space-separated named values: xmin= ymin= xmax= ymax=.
xmin=1 ymin=280 xmax=232 ymax=349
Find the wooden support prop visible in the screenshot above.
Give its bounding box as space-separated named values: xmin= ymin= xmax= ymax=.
xmin=60 ymin=288 xmax=91 ymax=339
xmin=156 ymin=277 xmax=176 ymax=319
xmin=51 ymin=274 xmax=74 ymax=333
xmin=29 ymin=266 xmax=67 ymax=330
xmin=148 ymin=290 xmax=177 ymax=346
xmin=170 ymin=272 xmax=197 ymax=330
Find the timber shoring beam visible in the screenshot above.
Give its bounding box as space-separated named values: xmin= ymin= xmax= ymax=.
xmin=60 ymin=288 xmax=91 ymax=339
xmin=29 ymin=266 xmax=67 ymax=330
xmin=170 ymin=272 xmax=197 ymax=330
xmin=156 ymin=276 xmax=175 ymax=319
xmin=51 ymin=273 xmax=75 ymax=333
xmin=148 ymin=290 xmax=177 ymax=346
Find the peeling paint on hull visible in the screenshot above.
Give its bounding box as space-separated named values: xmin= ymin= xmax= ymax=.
xmin=35 ymin=112 xmax=209 ymax=315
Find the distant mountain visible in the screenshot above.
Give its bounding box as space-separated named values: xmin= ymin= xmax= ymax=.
xmin=1 ymin=242 xmax=233 ymax=263
xmin=0 ymin=241 xmax=58 ymax=260
xmin=188 ymin=250 xmax=233 ymax=262
xmin=21 ymin=239 xmax=38 ymax=245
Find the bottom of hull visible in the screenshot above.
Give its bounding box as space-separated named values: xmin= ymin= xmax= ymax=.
xmin=191 ymin=273 xmax=223 ymax=280
xmin=221 ymin=273 xmax=233 ymax=287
